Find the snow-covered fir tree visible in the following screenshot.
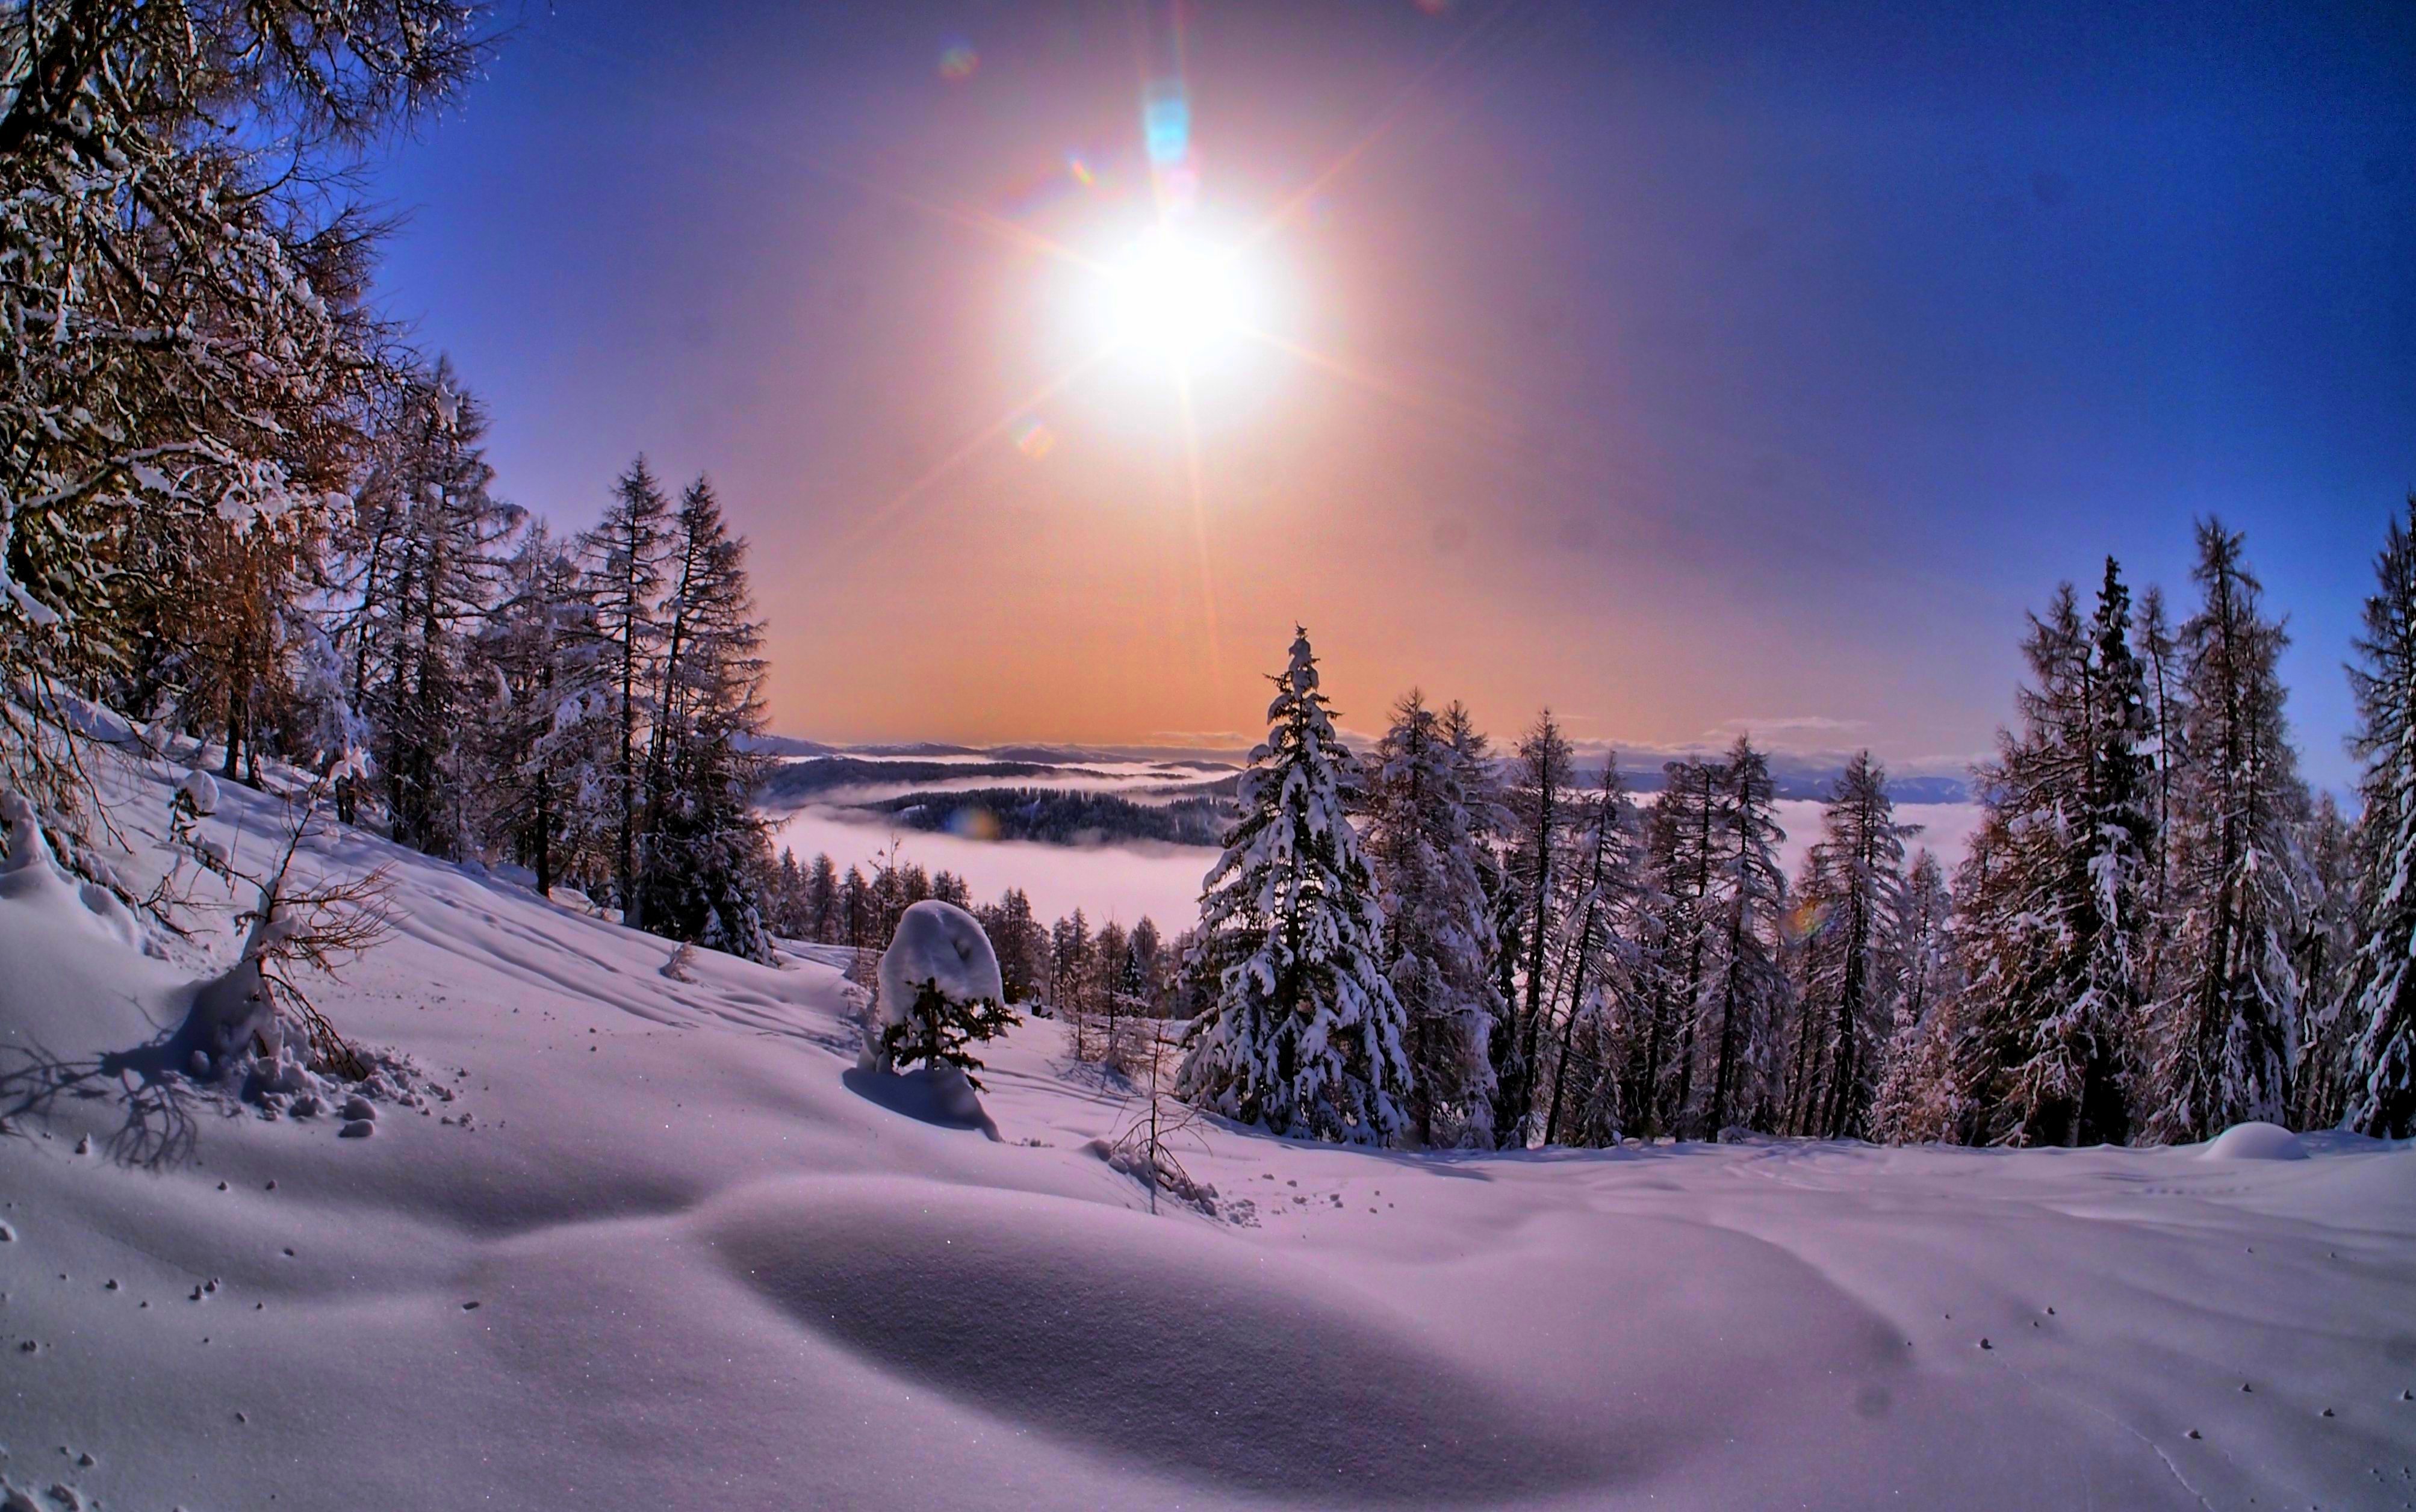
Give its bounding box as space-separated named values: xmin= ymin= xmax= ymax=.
xmin=1785 ymin=752 xmax=1914 ymax=1139
xmin=1365 ymin=690 xmax=1502 ymax=1147
xmin=1178 ymin=629 xmax=1411 ymax=1144
xmin=2344 ymin=497 xmax=2416 ymax=1138
xmin=2288 ymin=795 xmax=2358 ymax=1129
xmin=2146 ymin=522 xmax=2310 ymax=1141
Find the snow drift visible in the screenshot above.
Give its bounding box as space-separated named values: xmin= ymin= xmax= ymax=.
xmin=1 ymin=754 xmax=2411 ymax=1512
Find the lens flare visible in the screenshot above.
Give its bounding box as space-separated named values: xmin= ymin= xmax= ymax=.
xmin=1010 ymin=416 xmax=1056 ymax=459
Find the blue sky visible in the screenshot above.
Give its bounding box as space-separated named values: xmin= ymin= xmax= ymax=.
xmin=362 ymin=0 xmax=2414 ymax=790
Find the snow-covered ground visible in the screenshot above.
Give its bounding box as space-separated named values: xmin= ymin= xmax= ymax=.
xmin=4 ymin=756 xmax=2410 ymax=1511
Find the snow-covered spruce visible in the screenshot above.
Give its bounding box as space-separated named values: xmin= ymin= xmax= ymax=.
xmin=862 ymin=900 xmax=1017 ymax=1088
xmin=1178 ymin=628 xmax=1411 ymax=1145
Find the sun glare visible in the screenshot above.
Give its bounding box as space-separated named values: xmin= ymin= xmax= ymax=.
xmin=1110 ymin=225 xmax=1247 ymax=367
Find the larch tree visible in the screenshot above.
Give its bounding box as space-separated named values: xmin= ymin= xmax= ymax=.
xmin=1365 ymin=689 xmax=1502 ymax=1147
xmin=1958 ymin=565 xmax=2155 ymax=1147
xmin=1495 ymin=710 xmax=1576 ymax=1146
xmin=2344 ymin=498 xmax=2416 ymax=1137
xmin=2146 ymin=522 xmax=2309 ymax=1141
xmin=1541 ymin=757 xmax=1645 ymax=1147
xmin=1178 ymin=628 xmax=1411 ymax=1144
xmin=1787 ymin=752 xmax=1915 ymax=1139
xmin=629 ymin=477 xmax=774 ymax=961
xmin=1868 ymin=850 xmax=1961 ymax=1142
xmin=582 ymin=457 xmax=672 ymax=918
xmin=1700 ymin=737 xmax=1788 ymax=1138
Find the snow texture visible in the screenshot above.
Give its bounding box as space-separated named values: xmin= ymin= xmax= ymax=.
xmin=0 ymin=754 xmax=2410 ymax=1512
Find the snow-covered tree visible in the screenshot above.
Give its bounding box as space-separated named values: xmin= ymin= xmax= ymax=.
xmin=1178 ymin=628 xmax=1411 ymax=1144
xmin=582 ymin=457 xmax=672 ymax=915
xmin=1869 ymin=850 xmax=1961 ymax=1142
xmin=1494 ymin=711 xmax=1575 ymax=1146
xmin=1365 ymin=689 xmax=1501 ymax=1146
xmin=1786 ymin=752 xmax=1914 ymax=1139
xmin=2145 ymin=523 xmax=2309 ymax=1141
xmin=0 ymin=0 xmax=486 ymax=857
xmin=1958 ymin=563 xmax=2157 ymax=1146
xmin=1633 ymin=757 xmax=1724 ymax=1137
xmin=1539 ymin=757 xmax=1645 ymax=1147
xmin=627 ymin=477 xmax=774 ymax=961
xmin=1700 ymin=737 xmax=1788 ymax=1138
xmin=2344 ymin=497 xmax=2416 ymax=1137
xmin=2288 ymin=795 xmax=2357 ymax=1129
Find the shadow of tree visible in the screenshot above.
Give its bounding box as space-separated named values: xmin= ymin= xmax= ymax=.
xmin=0 ymin=1012 xmax=232 ymax=1169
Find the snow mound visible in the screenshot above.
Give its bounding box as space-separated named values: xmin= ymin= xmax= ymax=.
xmin=703 ymin=1178 xmax=1617 ymax=1504
xmin=863 ymin=899 xmax=1002 ymax=1068
xmin=2200 ymin=1121 xmax=2308 ymax=1160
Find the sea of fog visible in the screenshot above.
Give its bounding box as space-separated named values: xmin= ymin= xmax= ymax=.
xmin=765 ymin=793 xmax=1984 ymax=933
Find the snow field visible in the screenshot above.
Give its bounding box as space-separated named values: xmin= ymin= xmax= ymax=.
xmin=0 ymin=755 xmax=2409 ymax=1510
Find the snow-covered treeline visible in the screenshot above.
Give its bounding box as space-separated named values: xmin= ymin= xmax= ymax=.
xmin=1169 ymin=514 xmax=2416 ymax=1150
xmin=0 ymin=2 xmax=779 ymax=964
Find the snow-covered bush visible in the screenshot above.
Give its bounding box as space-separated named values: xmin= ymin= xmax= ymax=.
xmin=862 ymin=900 xmax=1017 ymax=1086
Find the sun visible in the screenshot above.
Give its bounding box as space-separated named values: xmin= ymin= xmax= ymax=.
xmin=1109 ymin=225 xmax=1248 ymax=367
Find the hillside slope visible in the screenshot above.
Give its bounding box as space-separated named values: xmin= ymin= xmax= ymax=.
xmin=1 ymin=754 xmax=2410 ymax=1511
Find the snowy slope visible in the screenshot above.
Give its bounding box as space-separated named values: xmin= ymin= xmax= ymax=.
xmin=3 ymin=755 xmax=2412 ymax=1511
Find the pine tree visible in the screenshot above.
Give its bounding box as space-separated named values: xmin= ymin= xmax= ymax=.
xmin=1178 ymin=628 xmax=1411 ymax=1144
xmin=1365 ymin=690 xmax=1503 ymax=1147
xmin=1787 ymin=752 xmax=1914 ymax=1138
xmin=1495 ymin=711 xmax=1576 ymax=1145
xmin=2288 ymin=795 xmax=2356 ymax=1129
xmin=2344 ymin=498 xmax=2416 ymax=1136
xmin=2146 ymin=522 xmax=2310 ymax=1140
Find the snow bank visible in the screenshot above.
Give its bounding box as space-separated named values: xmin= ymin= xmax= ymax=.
xmin=2201 ymin=1120 xmax=2309 ymax=1160
xmin=1 ymin=752 xmax=2411 ymax=1512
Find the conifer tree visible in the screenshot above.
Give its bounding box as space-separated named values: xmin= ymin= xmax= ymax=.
xmin=1365 ymin=690 xmax=1503 ymax=1146
xmin=1869 ymin=850 xmax=1959 ymax=1141
xmin=2344 ymin=498 xmax=2416 ymax=1137
xmin=1541 ymin=758 xmax=1644 ymax=1146
xmin=1178 ymin=629 xmax=1411 ymax=1144
xmin=583 ymin=457 xmax=672 ymax=916
xmin=1701 ymin=737 xmax=1788 ymax=1138
xmin=1958 ymin=565 xmax=2156 ymax=1146
xmin=1495 ymin=711 xmax=1575 ymax=1145
xmin=627 ymin=475 xmax=774 ymax=961
xmin=1636 ymin=757 xmax=1724 ymax=1136
xmin=1788 ymin=752 xmax=1914 ymax=1138
xmin=2146 ymin=523 xmax=2309 ymax=1140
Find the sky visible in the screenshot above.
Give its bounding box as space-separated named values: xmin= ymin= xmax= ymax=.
xmin=365 ymin=0 xmax=2416 ymax=791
